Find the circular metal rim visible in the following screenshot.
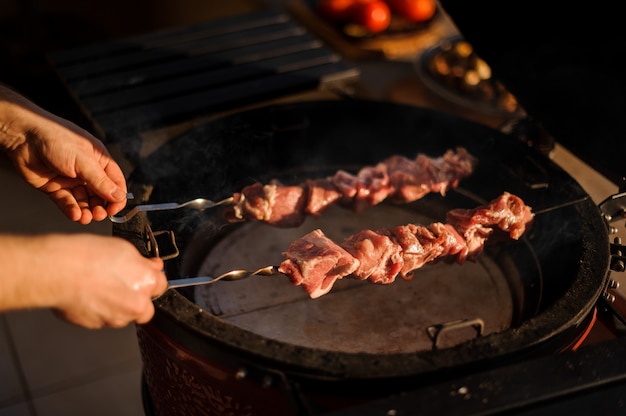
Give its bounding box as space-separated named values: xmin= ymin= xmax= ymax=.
xmin=119 ymin=99 xmax=611 ymax=382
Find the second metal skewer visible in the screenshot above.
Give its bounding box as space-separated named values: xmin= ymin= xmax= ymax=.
xmin=109 ymin=194 xmax=234 ymax=223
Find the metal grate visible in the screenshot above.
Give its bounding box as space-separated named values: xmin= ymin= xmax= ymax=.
xmin=48 ymin=8 xmax=360 ymax=143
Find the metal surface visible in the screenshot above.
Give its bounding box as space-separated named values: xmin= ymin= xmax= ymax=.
xmin=45 ymin=3 xmax=624 ymax=413
xmin=322 ymin=326 xmax=626 ymax=416
xmin=109 ymin=196 xmax=233 ymax=223
xmin=47 ymin=8 xmax=360 ymax=143
xmin=194 ymin=200 xmax=517 ymax=354
xmin=167 ymin=265 xmax=280 ymax=289
xmin=116 ymin=100 xmax=610 ymax=397
xmin=600 ymin=192 xmax=626 ymax=224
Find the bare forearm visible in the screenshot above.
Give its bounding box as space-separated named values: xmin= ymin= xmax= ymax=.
xmin=0 ymin=233 xmax=167 ymax=328
xmin=0 ymin=83 xmax=36 ymax=152
xmin=0 ymin=234 xmax=71 ymax=311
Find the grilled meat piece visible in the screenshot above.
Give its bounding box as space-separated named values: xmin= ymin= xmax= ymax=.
xmin=341 ymin=229 xmax=404 ymax=284
xmin=225 ymin=147 xmax=477 ymax=227
xmin=279 ymin=192 xmax=534 ymax=298
xmin=276 ymin=229 xmax=360 ymax=299
xmin=446 ymin=191 xmax=535 ymax=260
xmin=224 ymin=181 xmax=309 ymax=228
xmin=305 ymin=178 xmax=343 ymax=216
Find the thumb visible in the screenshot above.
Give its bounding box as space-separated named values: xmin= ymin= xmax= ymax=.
xmin=78 ymin=157 xmax=127 ymax=203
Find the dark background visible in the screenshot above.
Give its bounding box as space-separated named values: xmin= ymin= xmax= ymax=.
xmin=3 ymin=0 xmax=624 ymax=184
xmin=440 ymin=1 xmax=626 ymax=185
xmin=0 ymin=0 xmax=267 ymax=128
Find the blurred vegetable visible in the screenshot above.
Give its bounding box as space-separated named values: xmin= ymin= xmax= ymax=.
xmin=316 ymin=0 xmax=435 ymax=34
xmin=317 ymin=0 xmax=358 ymax=21
xmin=386 ymin=0 xmax=437 ymax=23
xmin=351 ymin=0 xmax=392 ymax=33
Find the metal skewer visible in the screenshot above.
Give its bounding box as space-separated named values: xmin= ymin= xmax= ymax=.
xmin=109 ymin=194 xmax=234 ymax=223
xmin=166 ymin=266 xmax=281 ymax=289
xmin=532 ymin=196 xmax=590 ymax=215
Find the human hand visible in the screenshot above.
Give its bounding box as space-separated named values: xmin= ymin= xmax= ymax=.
xmin=54 ymin=235 xmax=167 ymax=328
xmin=0 ymin=85 xmax=127 ymax=224
xmin=41 ymin=234 xmax=167 ymax=328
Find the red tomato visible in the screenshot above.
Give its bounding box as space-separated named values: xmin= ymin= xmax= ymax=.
xmin=317 ymin=0 xmax=358 ymax=21
xmin=351 ymin=0 xmax=391 ymax=33
xmin=386 ymin=0 xmax=437 ymax=22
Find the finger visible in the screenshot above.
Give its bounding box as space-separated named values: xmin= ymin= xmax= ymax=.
xmin=77 ymin=158 xmax=127 ymax=206
xmin=90 ymin=205 xmax=109 ymax=221
xmin=149 ymin=256 xmax=165 ymax=270
xmin=151 ymin=270 xmax=169 ymax=298
xmin=106 ymin=316 xmax=133 ymax=329
xmin=103 ymin=159 xmax=127 ymax=194
xmin=53 ymin=308 xmax=103 ymax=329
xmin=50 ymin=188 xmax=82 ymax=222
xmin=54 ymin=180 xmax=114 ymax=223
xmin=88 ymin=194 xmax=109 ymax=221
xmin=105 ymin=199 xmax=127 ymax=217
xmin=135 ymin=302 xmax=156 ymax=325
xmin=73 ymin=185 xmax=95 ymax=224
xmin=103 ymin=162 xmax=128 ymax=215
xmin=82 ymin=187 xmax=122 ymax=220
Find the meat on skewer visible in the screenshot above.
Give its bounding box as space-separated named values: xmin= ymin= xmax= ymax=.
xmin=224 ymin=147 xmax=477 ymax=228
xmin=278 ymin=192 xmax=534 ymax=299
